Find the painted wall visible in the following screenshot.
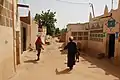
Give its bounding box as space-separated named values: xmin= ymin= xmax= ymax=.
xmin=88 ymin=19 xmax=104 ymax=55
xmin=66 ymin=23 xmax=89 ymax=51
xmin=67 ymin=24 xmax=85 ymax=31
xmin=110 ymin=9 xmax=120 ymax=64
xmin=0 ymin=26 xmax=14 ymax=80
xmin=65 ymin=0 xmax=120 ymax=65
xmin=31 ymin=20 xmax=38 ymax=48
xmin=0 ymin=0 xmax=18 ymax=79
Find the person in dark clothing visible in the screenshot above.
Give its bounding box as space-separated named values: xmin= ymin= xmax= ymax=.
xmin=63 ymin=36 xmax=77 ymax=70
xmin=76 ymin=48 xmax=80 ymax=62
xmin=76 ymin=42 xmax=81 ymax=62
xmin=35 ymin=37 xmax=44 ymax=61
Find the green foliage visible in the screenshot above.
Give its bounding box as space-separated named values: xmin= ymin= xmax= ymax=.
xmin=60 ymin=28 xmax=67 ymax=34
xmin=55 ymin=28 xmax=60 ymax=36
xmin=34 ymin=10 xmax=57 ymax=36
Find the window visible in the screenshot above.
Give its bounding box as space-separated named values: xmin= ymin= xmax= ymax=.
xmin=0 ymin=5 xmax=3 ymax=14
xmin=78 ymin=32 xmax=82 ymax=36
xmin=72 ymin=32 xmax=77 ymax=36
xmin=78 ymin=37 xmax=82 ymax=40
xmin=84 ymin=32 xmax=88 ymax=35
xmin=0 ymin=0 xmax=4 ymax=6
xmin=0 ymin=1 xmax=13 ymax=27
xmin=98 ymin=34 xmax=100 ymax=37
xmin=73 ymin=37 xmax=77 ymax=40
xmin=84 ymin=37 xmax=88 ymax=40
xmin=1 ymin=7 xmax=5 ymax=16
xmin=5 ymin=0 xmax=9 ymax=9
xmin=90 ymin=34 xmax=92 ymax=37
xmin=6 ymin=17 xmax=9 ymax=27
xmin=0 ymin=15 xmax=5 ymax=26
xmin=93 ymin=34 xmax=95 ymax=37
xmin=100 ymin=34 xmax=103 ymax=37
xmin=10 ymin=19 xmax=13 ymax=27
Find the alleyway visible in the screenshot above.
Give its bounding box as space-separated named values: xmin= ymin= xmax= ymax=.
xmin=10 ymin=38 xmax=120 ymax=80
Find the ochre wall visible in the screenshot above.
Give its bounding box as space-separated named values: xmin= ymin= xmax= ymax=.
xmin=0 ymin=26 xmax=14 ymax=80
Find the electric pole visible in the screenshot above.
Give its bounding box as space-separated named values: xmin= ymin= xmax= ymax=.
xmin=56 ymin=0 xmax=95 ymax=18
xmin=111 ymin=0 xmax=113 ymax=10
xmin=89 ymin=3 xmax=95 ymax=18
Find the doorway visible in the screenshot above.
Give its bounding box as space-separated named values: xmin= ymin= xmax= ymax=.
xmin=108 ymin=34 xmax=115 ymax=59
xmin=16 ymin=31 xmax=20 ymax=65
xmin=22 ymin=27 xmax=27 ymax=52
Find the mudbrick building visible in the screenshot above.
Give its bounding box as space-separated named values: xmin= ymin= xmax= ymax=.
xmin=66 ymin=0 xmax=120 ymax=65
xmin=0 ymin=1 xmax=42 ymax=80
xmin=0 ymin=0 xmax=21 ymax=80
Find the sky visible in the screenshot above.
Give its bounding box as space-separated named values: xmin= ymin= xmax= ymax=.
xmin=18 ymin=0 xmax=119 ymax=29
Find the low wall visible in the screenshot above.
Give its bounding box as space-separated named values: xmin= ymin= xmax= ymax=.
xmin=87 ymin=41 xmax=105 ymax=56
xmin=81 ymin=40 xmax=88 ymax=52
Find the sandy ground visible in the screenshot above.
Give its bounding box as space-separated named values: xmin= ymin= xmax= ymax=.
xmin=9 ymin=38 xmax=120 ymax=80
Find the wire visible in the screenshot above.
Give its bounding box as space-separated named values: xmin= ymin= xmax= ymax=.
xmin=56 ymin=0 xmax=95 ymax=17
xmin=23 ymin=0 xmax=26 ymax=4
xmin=56 ymin=0 xmax=89 ymax=5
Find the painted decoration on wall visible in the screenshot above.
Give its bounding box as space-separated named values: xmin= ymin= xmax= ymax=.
xmin=105 ymin=17 xmax=118 ymax=33
xmin=97 ymin=23 xmax=100 ymax=28
xmin=107 ymin=18 xmax=116 ymax=27
xmin=100 ymin=24 xmax=103 ymax=28
xmin=103 ymin=32 xmax=106 ymax=37
xmin=98 ymin=34 xmax=100 ymax=37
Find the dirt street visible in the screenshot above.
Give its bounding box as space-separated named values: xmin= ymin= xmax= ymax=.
xmin=10 ymin=38 xmax=120 ymax=80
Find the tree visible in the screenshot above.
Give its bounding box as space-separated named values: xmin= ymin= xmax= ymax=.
xmin=55 ymin=28 xmax=60 ymax=36
xmin=60 ymin=28 xmax=67 ymax=34
xmin=34 ymin=10 xmax=57 ymax=36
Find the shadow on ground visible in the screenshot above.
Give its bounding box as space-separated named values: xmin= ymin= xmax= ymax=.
xmin=55 ymin=68 xmax=71 ymax=75
xmin=59 ymin=49 xmax=68 ymax=55
xmin=24 ymin=60 xmax=38 ymax=64
xmin=81 ymin=55 xmax=120 ymax=80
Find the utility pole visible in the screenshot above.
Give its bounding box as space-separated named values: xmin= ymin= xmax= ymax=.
xmin=56 ymin=0 xmax=95 ymax=18
xmin=89 ymin=3 xmax=95 ymax=18
xmin=111 ymin=0 xmax=113 ymax=10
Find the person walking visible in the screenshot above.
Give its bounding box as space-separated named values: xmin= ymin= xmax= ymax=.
xmin=63 ymin=36 xmax=77 ymax=70
xmin=35 ymin=36 xmax=44 ymax=61
xmin=76 ymin=42 xmax=81 ymax=62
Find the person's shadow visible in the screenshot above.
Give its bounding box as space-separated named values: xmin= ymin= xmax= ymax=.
xmin=55 ymin=68 xmax=71 ymax=75
xmin=24 ymin=59 xmax=38 ymax=64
